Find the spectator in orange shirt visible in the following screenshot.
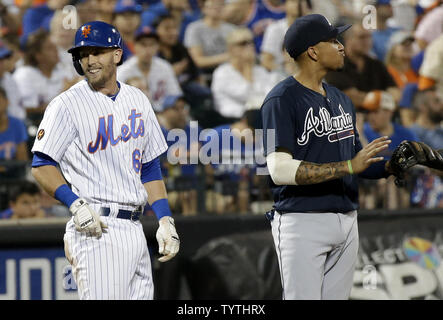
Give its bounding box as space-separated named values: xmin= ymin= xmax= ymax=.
xmin=385 ymin=31 xmax=419 ymax=89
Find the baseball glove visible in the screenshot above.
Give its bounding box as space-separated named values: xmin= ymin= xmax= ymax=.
xmin=389 ymin=141 xmax=443 ymax=186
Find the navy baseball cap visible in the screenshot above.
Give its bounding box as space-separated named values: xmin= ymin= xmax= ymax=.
xmin=284 ymin=14 xmax=352 ymax=59
xmin=160 ymin=95 xmax=185 ymax=112
xmin=0 ymin=42 xmax=12 ymax=60
xmin=114 ymin=0 xmax=142 ymax=14
xmin=375 ymin=0 xmax=391 ymax=5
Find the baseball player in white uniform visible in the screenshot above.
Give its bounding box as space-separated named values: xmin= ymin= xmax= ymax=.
xmin=31 ymin=21 xmax=180 ymax=300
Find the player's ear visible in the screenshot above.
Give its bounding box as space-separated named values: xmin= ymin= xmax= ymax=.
xmin=306 ymin=46 xmax=318 ymax=61
xmin=114 ymin=49 xmax=123 ymax=65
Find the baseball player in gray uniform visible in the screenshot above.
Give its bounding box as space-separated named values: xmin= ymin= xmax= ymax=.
xmin=31 ymin=21 xmax=179 ymax=300
xmin=261 ymin=14 xmax=395 ymax=299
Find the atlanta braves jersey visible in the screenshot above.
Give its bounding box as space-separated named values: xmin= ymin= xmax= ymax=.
xmin=261 ymin=76 xmax=389 ymax=213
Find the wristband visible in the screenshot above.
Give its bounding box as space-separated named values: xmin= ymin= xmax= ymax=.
xmin=54 ymin=184 xmax=79 ymax=208
xmin=347 ymin=160 xmax=354 ymax=175
xmin=151 ymin=198 xmax=172 ymax=220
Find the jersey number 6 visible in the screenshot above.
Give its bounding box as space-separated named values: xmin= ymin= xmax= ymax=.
xmin=133 ymin=149 xmax=141 ymax=174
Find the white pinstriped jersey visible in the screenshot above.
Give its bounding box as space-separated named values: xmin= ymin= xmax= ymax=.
xmin=32 ymin=80 xmax=168 ymax=210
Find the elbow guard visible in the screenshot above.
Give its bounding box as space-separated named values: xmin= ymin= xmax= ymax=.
xmin=266 ymin=152 xmax=301 ymax=185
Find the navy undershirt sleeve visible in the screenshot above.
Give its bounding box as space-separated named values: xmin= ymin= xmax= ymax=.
xmin=32 ymin=152 xmax=58 ymax=167
xmin=141 ymin=157 xmax=163 ymax=184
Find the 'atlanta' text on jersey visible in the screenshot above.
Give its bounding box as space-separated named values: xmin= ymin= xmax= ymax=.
xmin=88 ymin=109 xmax=145 ymax=153
xmin=297 ymin=104 xmax=353 ymax=146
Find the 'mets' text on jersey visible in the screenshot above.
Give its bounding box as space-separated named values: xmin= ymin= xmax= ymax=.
xmin=32 ymin=80 xmax=167 ymax=210
xmin=261 ymin=76 xmax=363 ymax=213
xmin=87 ymin=109 xmax=145 ymax=153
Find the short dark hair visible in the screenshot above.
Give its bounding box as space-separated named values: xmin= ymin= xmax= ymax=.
xmin=24 ymin=29 xmax=51 ymax=67
xmin=9 ymin=181 xmax=41 ymax=203
xmin=152 ymin=13 xmax=175 ymax=30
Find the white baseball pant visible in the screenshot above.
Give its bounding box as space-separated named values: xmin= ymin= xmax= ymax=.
xmin=63 ymin=215 xmax=154 ymax=300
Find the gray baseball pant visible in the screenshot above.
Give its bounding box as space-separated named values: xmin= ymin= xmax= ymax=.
xmin=270 ymin=210 xmax=359 ymax=300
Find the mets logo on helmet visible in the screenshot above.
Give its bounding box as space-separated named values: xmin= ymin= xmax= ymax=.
xmin=82 ymin=25 xmax=91 ymax=38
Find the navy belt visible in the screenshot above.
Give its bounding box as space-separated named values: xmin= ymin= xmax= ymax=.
xmin=101 ymin=207 xmax=142 ymax=221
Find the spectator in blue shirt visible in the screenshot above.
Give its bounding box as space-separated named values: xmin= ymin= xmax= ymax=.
xmin=371 ymin=0 xmax=402 ymax=61
xmin=0 ymin=86 xmax=28 ymax=161
xmin=361 ymin=91 xmax=418 ymax=209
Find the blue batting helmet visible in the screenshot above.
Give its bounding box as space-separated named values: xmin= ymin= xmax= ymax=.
xmin=68 ymin=21 xmax=123 ymax=75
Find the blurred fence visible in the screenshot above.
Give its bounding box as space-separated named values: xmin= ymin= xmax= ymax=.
xmin=1 ymin=208 xmax=443 ymax=300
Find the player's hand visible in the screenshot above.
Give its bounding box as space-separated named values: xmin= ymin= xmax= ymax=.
xmin=69 ymin=198 xmax=108 ymax=238
xmin=156 ymin=216 xmax=180 ymax=262
xmin=351 ymin=136 xmax=391 ymax=174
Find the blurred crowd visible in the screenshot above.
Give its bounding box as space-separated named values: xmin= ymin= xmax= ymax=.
xmin=0 ymin=0 xmax=442 ymax=219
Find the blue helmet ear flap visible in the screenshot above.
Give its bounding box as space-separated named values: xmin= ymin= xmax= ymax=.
xmin=72 ymin=51 xmax=84 ymax=75
xmin=73 ymin=59 xmax=84 ymax=76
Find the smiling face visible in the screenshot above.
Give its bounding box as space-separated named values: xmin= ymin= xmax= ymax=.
xmin=78 ymin=46 xmax=122 ymax=88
